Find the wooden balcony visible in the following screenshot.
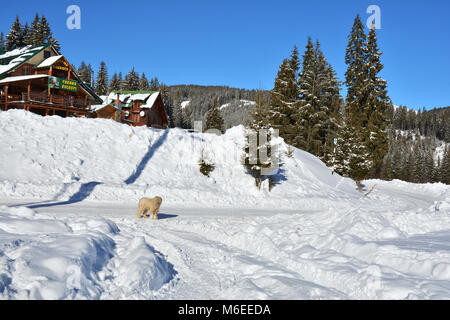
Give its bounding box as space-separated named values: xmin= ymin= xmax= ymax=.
xmin=0 ymin=92 xmax=89 ymax=110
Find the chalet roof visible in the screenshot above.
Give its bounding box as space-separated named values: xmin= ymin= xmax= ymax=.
xmin=0 ymin=74 xmax=49 ymax=85
xmin=34 ymin=55 xmax=64 ymax=68
xmin=0 ymin=43 xmax=53 ymax=78
xmin=140 ymin=92 xmax=160 ymax=109
xmin=106 ymin=91 xmax=159 ymax=105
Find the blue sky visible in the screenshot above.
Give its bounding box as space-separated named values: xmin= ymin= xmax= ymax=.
xmin=1 ymin=0 xmax=449 ymax=109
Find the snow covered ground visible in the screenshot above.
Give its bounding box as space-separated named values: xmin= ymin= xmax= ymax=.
xmin=0 ymin=110 xmax=449 ymax=299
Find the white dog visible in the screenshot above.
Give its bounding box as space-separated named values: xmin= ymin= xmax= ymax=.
xmin=137 ymin=196 xmax=162 ymax=220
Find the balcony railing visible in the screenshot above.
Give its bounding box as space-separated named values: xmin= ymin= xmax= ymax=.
xmin=20 ymin=92 xmax=88 ymax=109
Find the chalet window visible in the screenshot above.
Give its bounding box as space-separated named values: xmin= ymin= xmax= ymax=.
xmin=23 ymin=66 xmax=30 ymax=75
xmin=44 ymin=51 xmax=51 ymax=59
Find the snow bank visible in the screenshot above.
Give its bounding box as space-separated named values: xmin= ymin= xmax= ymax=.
xmin=0 ymin=109 xmax=358 ymax=209
xmin=0 ymin=205 xmax=178 ymax=299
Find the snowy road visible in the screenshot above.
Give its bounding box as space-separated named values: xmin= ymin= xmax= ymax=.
xmin=2 ymin=182 xmax=449 ymax=300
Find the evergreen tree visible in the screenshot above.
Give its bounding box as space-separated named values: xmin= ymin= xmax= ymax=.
xmin=122 ymin=67 xmax=140 ymax=91
xmin=205 ymin=97 xmax=225 ymax=133
xmin=269 ymin=46 xmax=301 ymax=146
xmin=296 ymin=38 xmax=343 ymax=159
xmin=6 ymin=15 xmax=24 ymax=50
xmin=23 ymin=23 xmax=33 ymax=46
xmin=249 ymin=89 xmax=271 ymax=131
xmin=95 ymin=61 xmax=109 ymax=95
xmin=77 ymin=62 xmax=93 ymax=85
xmin=139 ymin=73 xmax=150 ymax=91
xmin=172 ymin=93 xmax=183 ymax=128
xmin=0 ymin=32 xmax=5 ymax=52
xmin=441 ymin=146 xmax=450 ymax=184
xmin=364 ymin=24 xmax=391 ymax=176
xmin=344 ymin=14 xmax=368 ymax=129
xmin=109 ymin=73 xmax=121 ymax=92
xmin=30 ymin=14 xmax=41 ymax=45
xmin=150 ymin=77 xmax=160 ymax=90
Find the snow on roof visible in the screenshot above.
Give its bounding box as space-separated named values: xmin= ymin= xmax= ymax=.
xmin=0 ymin=74 xmax=48 ymax=85
xmin=107 ymin=91 xmax=159 ymax=105
xmin=0 ymin=44 xmax=49 ymax=77
xmin=140 ymin=92 xmax=159 ymax=109
xmin=34 ymin=55 xmax=63 ymax=68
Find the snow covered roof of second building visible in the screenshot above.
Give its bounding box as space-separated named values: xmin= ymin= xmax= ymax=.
xmin=34 ymin=55 xmax=64 ymax=68
xmin=107 ymin=91 xmax=159 ymax=105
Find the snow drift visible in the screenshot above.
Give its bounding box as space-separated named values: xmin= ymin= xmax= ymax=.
xmin=0 ymin=109 xmax=358 ymax=209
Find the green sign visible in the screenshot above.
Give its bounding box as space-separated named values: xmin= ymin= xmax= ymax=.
xmin=48 ymin=76 xmax=78 ymax=92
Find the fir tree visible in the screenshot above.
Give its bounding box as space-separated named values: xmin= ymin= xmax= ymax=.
xmin=205 ymin=97 xmax=225 ymax=133
xmin=249 ymin=89 xmax=271 ymax=131
xmin=0 ymin=32 xmax=5 ymax=52
xmin=296 ymin=38 xmax=343 ymax=159
xmin=30 ymin=14 xmax=41 ymax=45
xmin=172 ymin=93 xmax=183 ymax=128
xmin=122 ymin=67 xmax=140 ymax=91
xmin=95 ymin=61 xmax=109 ymax=95
xmin=6 ymin=15 xmax=24 ymax=50
xmin=150 ymin=77 xmax=160 ymax=90
xmin=441 ymin=146 xmax=450 ymax=184
xmin=344 ymin=14 xmax=368 ymax=129
xmin=77 ymin=62 xmax=93 ymax=85
xmin=269 ymin=46 xmax=301 ymax=146
xmin=139 ymin=73 xmax=150 ymax=91
xmin=109 ymin=73 xmax=121 ymax=92
xmin=364 ymin=24 xmax=391 ymax=176
xmin=23 ymin=23 xmax=33 ymax=46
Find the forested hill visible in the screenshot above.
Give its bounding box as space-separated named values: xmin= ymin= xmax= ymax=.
xmin=389 ymin=105 xmax=450 ymax=142
xmin=161 ymin=85 xmax=271 ymax=129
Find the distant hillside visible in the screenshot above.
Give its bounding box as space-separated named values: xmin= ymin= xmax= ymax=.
xmin=162 ymin=85 xmax=270 ymax=129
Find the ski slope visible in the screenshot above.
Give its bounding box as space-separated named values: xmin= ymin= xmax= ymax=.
xmin=0 ymin=110 xmax=449 ymax=299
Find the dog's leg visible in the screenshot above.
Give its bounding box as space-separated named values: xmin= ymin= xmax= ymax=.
xmin=152 ymin=209 xmax=159 ymax=220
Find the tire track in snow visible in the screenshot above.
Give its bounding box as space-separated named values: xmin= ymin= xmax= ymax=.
xmin=110 ymin=217 xmax=346 ymax=299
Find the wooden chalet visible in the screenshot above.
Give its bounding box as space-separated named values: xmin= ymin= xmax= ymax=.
xmin=0 ymin=43 xmax=102 ymax=117
xmin=92 ymin=91 xmax=168 ymax=129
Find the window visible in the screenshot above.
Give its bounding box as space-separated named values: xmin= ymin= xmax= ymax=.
xmin=44 ymin=51 xmax=51 ymax=59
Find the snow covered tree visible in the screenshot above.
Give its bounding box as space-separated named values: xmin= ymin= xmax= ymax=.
xmin=95 ymin=61 xmax=109 ymax=95
xmin=205 ymin=98 xmax=225 ymax=133
xmin=23 ymin=23 xmax=33 ymax=46
xmin=150 ymin=77 xmax=160 ymax=91
xmin=122 ymin=67 xmax=140 ymax=91
xmin=172 ymin=94 xmax=183 ymax=128
xmin=269 ymin=46 xmax=301 ymax=146
xmin=109 ymin=73 xmax=121 ymax=92
xmin=6 ymin=16 xmax=24 ymax=50
xmin=364 ymin=24 xmax=391 ymax=176
xmin=29 ymin=14 xmax=41 ymax=45
xmin=249 ymin=89 xmax=271 ymax=131
xmin=77 ymin=62 xmax=94 ymax=86
xmin=345 ymin=14 xmax=368 ymax=129
xmin=295 ymin=38 xmax=343 ymax=159
xmin=441 ymin=146 xmax=450 ymax=184
xmin=139 ymin=73 xmax=150 ymax=91
xmin=0 ymin=32 xmax=5 ymax=52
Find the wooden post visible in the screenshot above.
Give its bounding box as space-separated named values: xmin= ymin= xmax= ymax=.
xmin=27 ymin=82 xmax=31 ymax=101
xmin=45 ymin=109 xmax=49 ymax=116
xmin=5 ymin=85 xmax=8 ymax=111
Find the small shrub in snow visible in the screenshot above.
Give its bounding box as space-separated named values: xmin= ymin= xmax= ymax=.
xmin=198 ymin=150 xmax=215 ymax=178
